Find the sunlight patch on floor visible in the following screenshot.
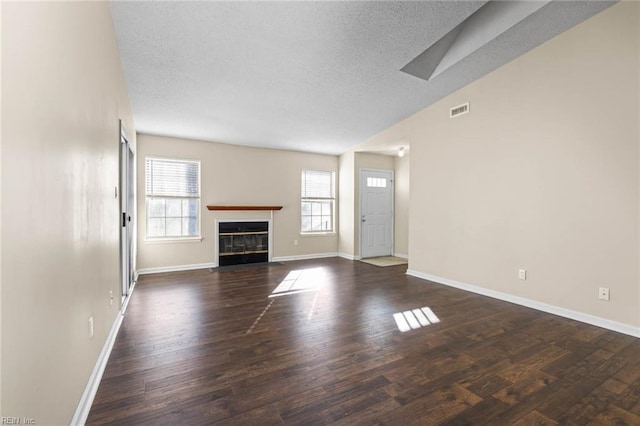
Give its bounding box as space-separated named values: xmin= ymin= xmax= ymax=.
xmin=393 ymin=307 xmax=440 ymax=332
xmin=269 ymin=267 xmax=327 ymax=298
xmin=246 ymin=299 xmax=275 ymax=334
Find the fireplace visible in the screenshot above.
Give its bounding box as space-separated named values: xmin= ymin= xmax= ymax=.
xmin=218 ymin=221 xmax=269 ymax=266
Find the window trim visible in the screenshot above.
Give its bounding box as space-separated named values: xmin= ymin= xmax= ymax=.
xmin=145 ymin=156 xmax=202 ymax=241
xmin=301 ymin=169 xmax=336 ymax=234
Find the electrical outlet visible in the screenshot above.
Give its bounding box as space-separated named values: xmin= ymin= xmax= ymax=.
xmin=518 ymin=269 xmax=527 ymax=280
xmin=294 ymin=239 xmax=299 ymax=246
xmin=109 ymin=290 xmax=114 ymax=306
xmin=598 ymin=287 xmax=610 ymax=301
xmin=88 ymin=317 xmax=94 ymax=338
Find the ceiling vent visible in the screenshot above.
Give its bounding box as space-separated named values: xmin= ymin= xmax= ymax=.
xmin=450 ymin=102 xmax=469 ymax=118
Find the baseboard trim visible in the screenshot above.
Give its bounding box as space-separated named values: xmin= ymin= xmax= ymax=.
xmin=120 ymin=280 xmax=136 ymax=316
xmin=338 ymin=252 xmax=360 ymax=261
xmin=139 ymin=255 xmax=342 ymax=271
xmin=338 ymin=253 xmax=362 ymax=261
xmin=272 ymin=253 xmax=338 ymax=262
xmin=406 ymin=269 xmax=640 ymax=339
xmin=70 ymin=284 xmax=136 ymax=425
xmin=393 ymin=253 xmax=408 ymax=259
xmin=137 ymin=262 xmax=216 ymax=275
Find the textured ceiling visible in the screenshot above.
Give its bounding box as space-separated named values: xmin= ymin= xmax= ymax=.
xmin=110 ymin=1 xmax=614 ymax=156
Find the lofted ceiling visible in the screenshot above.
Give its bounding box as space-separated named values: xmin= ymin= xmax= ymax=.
xmin=109 ymin=1 xmax=614 ymax=156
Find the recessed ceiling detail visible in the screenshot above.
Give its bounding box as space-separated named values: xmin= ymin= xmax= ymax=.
xmin=109 ymin=1 xmax=615 ymax=155
xmin=401 ymin=1 xmax=551 ymax=82
xmin=400 ymin=20 xmax=466 ymax=82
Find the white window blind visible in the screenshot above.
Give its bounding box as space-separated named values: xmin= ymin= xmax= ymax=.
xmin=146 ymin=158 xmax=200 ymax=198
xmin=301 ymin=170 xmax=333 ymax=199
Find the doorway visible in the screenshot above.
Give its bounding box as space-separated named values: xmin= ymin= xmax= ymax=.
xmin=360 ymin=168 xmax=394 ymax=258
xmin=119 ymin=121 xmax=135 ymax=304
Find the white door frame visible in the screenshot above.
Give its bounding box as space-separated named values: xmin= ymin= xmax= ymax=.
xmin=119 ymin=121 xmax=135 ymax=305
xmin=359 ymin=168 xmax=394 ymax=259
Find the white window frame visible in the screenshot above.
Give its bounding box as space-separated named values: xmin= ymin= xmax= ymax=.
xmin=145 ymin=156 xmax=202 ymax=242
xmin=301 ymin=169 xmax=335 ymax=234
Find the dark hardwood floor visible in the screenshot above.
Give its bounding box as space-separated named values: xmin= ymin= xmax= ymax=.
xmin=87 ymin=258 xmax=640 ymax=425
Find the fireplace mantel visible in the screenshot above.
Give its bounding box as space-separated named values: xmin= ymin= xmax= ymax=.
xmin=207 ymin=205 xmax=283 ymax=211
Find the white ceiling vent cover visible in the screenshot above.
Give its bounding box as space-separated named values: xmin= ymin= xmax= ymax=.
xmin=450 ymin=102 xmax=469 ymax=118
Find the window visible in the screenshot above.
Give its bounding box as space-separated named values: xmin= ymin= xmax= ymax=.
xmin=301 ymin=170 xmax=335 ymax=233
xmin=145 ymin=157 xmax=200 ymax=239
xmin=367 ymin=177 xmax=387 ymax=188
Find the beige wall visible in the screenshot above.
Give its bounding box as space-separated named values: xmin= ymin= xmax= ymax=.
xmin=338 ymin=151 xmax=355 ymax=257
xmin=637 ymin=0 xmax=640 ymax=331
xmin=368 ymin=2 xmax=640 ymax=328
xmin=137 ymin=134 xmax=338 ymax=270
xmin=394 ymin=154 xmax=410 ymax=257
xmin=1 ymin=2 xmax=135 ymax=423
xmin=0 ymin=0 xmax=3 ymax=416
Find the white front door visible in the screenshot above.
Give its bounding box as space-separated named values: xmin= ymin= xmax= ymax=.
xmin=360 ymin=169 xmax=394 ymax=258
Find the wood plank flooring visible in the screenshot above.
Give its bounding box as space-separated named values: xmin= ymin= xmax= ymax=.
xmin=87 ymin=258 xmax=640 ymax=425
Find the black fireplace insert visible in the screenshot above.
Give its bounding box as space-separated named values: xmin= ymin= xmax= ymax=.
xmin=218 ymin=221 xmax=269 ymax=266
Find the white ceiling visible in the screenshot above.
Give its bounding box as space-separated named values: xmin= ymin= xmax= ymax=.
xmin=110 ymin=1 xmax=614 ymax=156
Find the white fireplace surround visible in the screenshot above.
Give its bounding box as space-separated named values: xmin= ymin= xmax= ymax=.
xmin=214 ymin=218 xmax=273 ymax=267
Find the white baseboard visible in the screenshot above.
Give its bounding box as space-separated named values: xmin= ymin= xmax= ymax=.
xmin=71 ymin=285 xmax=136 ymax=425
xmin=272 ymin=252 xmax=338 ymax=262
xmin=406 ymin=269 xmax=640 ymax=339
xmin=338 ymin=252 xmax=361 ymax=261
xmin=142 ymin=256 xmax=342 ymax=272
xmin=393 ymin=253 xmax=408 ymax=259
xmin=137 ymin=262 xmax=216 ymax=275
xmin=120 ymin=280 xmax=136 ymax=316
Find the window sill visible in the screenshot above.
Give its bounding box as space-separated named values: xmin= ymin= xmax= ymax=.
xmin=300 ymin=232 xmax=336 ymax=237
xmin=144 ymin=236 xmax=203 ymax=244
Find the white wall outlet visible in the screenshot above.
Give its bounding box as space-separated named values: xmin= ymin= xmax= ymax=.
xmin=598 ymin=287 xmax=610 ymax=301
xmin=109 ymin=290 xmax=114 ymax=306
xmin=88 ymin=316 xmax=94 ymax=338
xmin=294 ymin=239 xmax=299 ymax=246
xmin=518 ymin=269 xmax=527 ymax=280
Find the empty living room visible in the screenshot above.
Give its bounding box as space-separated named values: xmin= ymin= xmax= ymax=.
xmin=2 ymin=1 xmax=640 ymax=424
